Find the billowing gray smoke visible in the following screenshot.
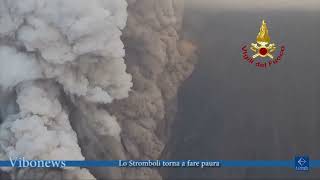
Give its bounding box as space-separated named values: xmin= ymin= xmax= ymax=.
xmin=0 ymin=0 xmax=196 ymax=179
xmin=108 ymin=0 xmax=196 ymax=179
xmin=0 ymin=0 xmax=131 ymax=179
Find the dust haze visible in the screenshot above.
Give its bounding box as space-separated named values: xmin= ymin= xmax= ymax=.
xmin=186 ymin=0 xmax=320 ymax=11
xmin=165 ymin=0 xmax=320 ymax=179
xmin=0 ymin=0 xmax=320 ymax=179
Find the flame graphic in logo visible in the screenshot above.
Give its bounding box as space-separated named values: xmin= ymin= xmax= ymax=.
xmin=250 ymin=20 xmax=276 ymax=59
xmin=256 ymin=20 xmax=271 ymax=43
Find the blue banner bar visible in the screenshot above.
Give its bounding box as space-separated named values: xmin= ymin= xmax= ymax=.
xmin=221 ymin=160 xmax=293 ymax=167
xmin=310 ymin=160 xmax=320 ymax=168
xmin=0 ymin=161 xmax=12 ymax=167
xmin=66 ymin=160 xmax=119 ymax=167
xmin=0 ymin=159 xmax=319 ymax=168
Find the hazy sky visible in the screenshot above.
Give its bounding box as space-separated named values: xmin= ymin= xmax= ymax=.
xmin=186 ymin=0 xmax=320 ymax=11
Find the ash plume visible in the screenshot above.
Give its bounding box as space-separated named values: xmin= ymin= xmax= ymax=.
xmin=108 ymin=0 xmax=197 ymax=179
xmin=0 ymin=0 xmax=196 ymax=179
xmin=67 ymin=0 xmax=197 ymax=179
xmin=0 ymin=0 xmax=131 ymax=179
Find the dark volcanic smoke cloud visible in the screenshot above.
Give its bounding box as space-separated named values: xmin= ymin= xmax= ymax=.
xmin=0 ymin=0 xmax=196 ymax=180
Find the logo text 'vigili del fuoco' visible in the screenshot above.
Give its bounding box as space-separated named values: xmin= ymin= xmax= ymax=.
xmin=242 ymin=20 xmax=285 ymax=68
